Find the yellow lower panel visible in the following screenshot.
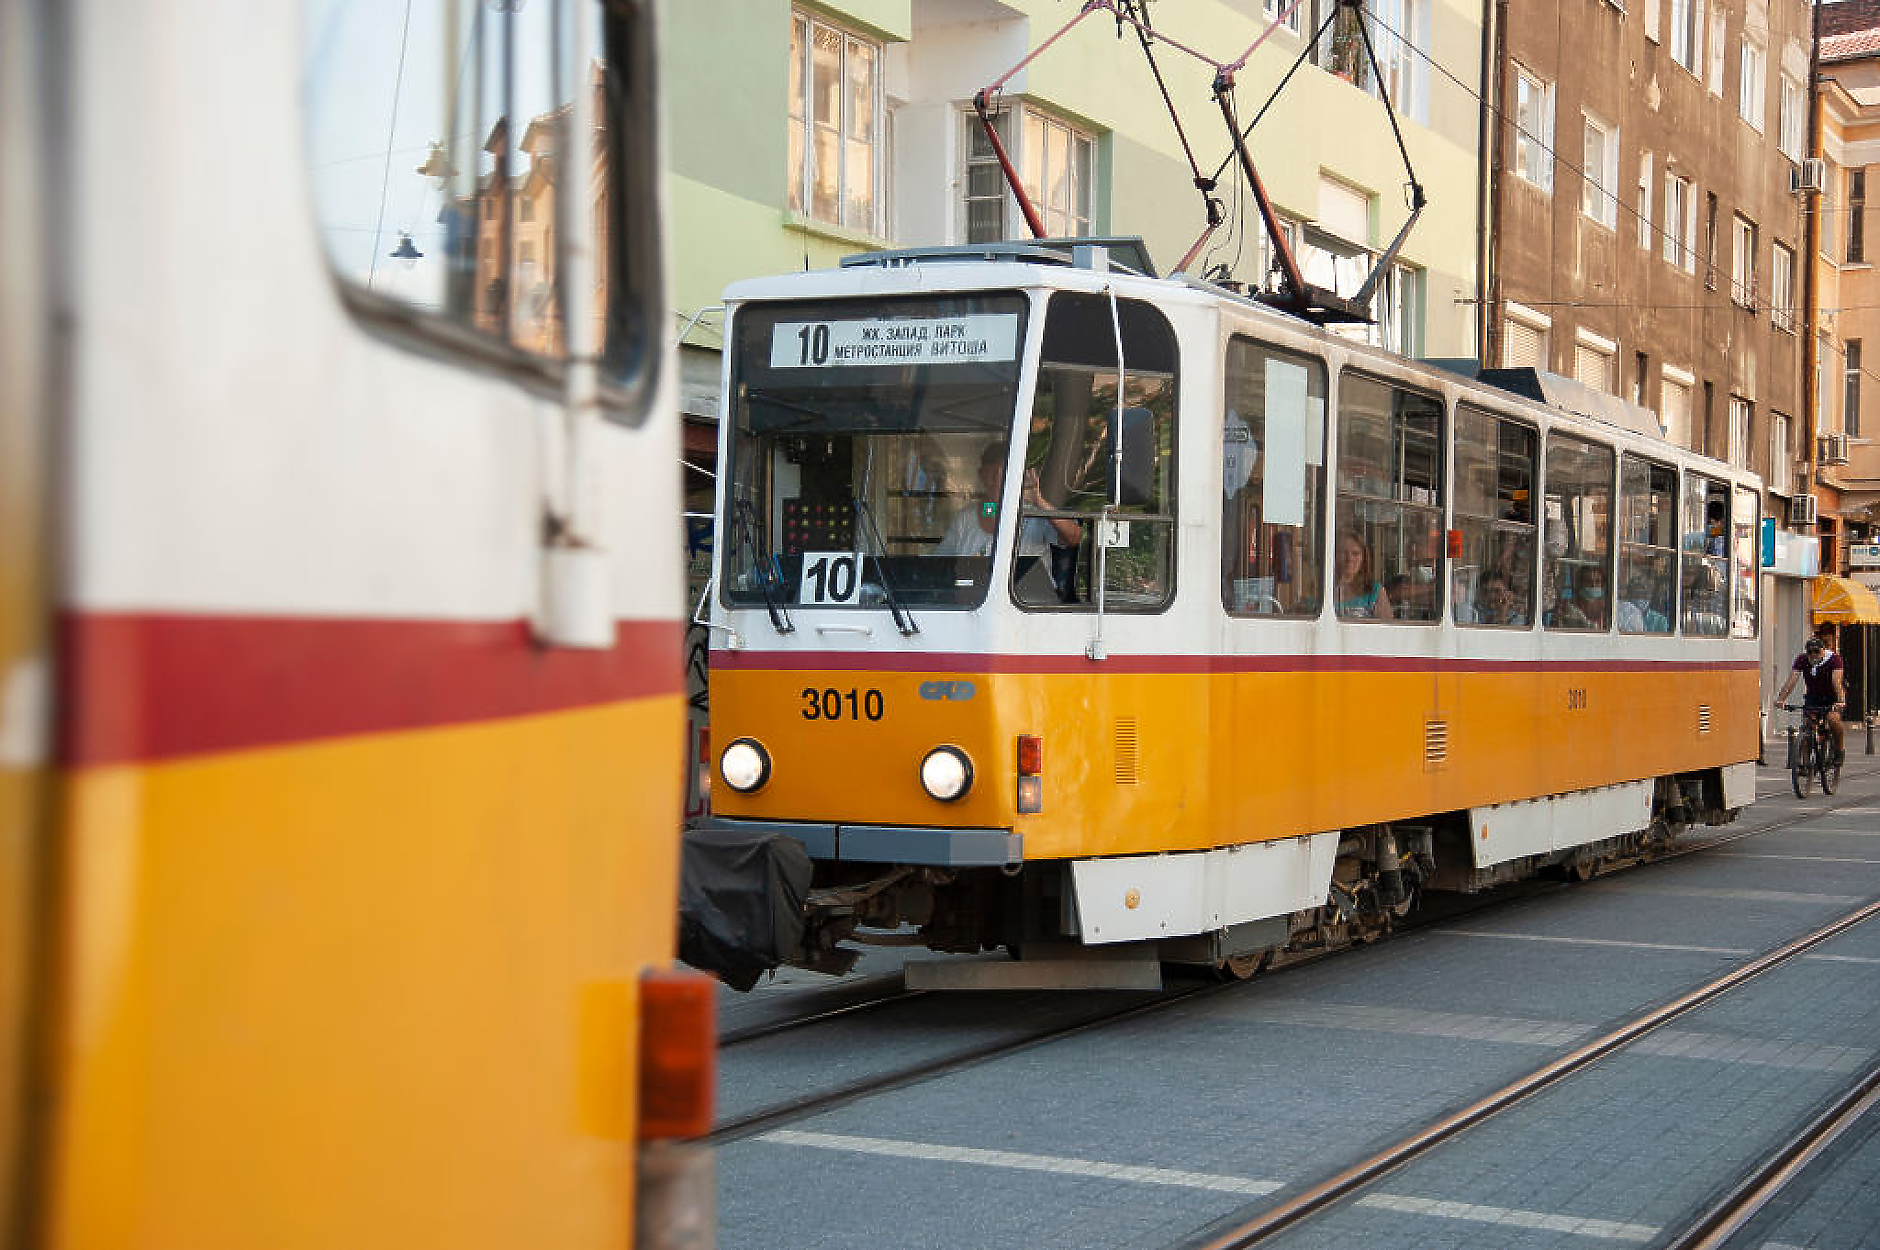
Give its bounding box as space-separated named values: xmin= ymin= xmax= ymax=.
xmin=46 ymin=695 xmax=684 ymax=1250
xmin=712 ymin=666 xmax=1757 ymax=860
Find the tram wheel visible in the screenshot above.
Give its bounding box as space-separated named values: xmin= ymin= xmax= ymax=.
xmin=1217 ymin=949 xmax=1274 ymax=981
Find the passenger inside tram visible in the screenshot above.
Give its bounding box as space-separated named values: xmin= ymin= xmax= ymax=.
xmin=1334 ymin=530 xmax=1394 ymax=619
xmin=1574 ymin=566 xmax=1611 ymax=629
xmin=1476 ymin=571 xmax=1526 ymax=625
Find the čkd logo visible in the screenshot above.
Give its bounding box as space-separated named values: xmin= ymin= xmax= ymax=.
xmin=919 ymin=680 xmax=976 ymax=702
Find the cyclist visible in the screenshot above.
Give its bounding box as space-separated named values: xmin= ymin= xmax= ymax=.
xmin=1775 ymin=633 xmax=1847 ymax=765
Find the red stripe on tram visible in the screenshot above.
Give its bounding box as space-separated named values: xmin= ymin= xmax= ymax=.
xmin=60 ymin=612 xmax=685 ymax=767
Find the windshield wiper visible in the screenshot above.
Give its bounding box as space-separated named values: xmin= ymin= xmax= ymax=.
xmin=852 ymin=495 xmax=918 ymax=636
xmin=734 ymin=498 xmax=794 ymax=634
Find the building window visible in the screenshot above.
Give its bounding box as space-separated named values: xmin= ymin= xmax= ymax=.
xmin=1703 ymin=193 xmax=1718 ymax=289
xmin=1778 ymin=73 xmax=1805 ymax=161
xmin=1738 ymin=38 xmax=1765 ymax=131
xmin=961 ymin=107 xmax=1094 ymax=243
xmin=1582 ymin=113 xmax=1619 ymax=229
xmin=1380 ymin=263 xmax=1423 ymax=356
xmin=1634 ymin=351 xmax=1650 ymax=407
xmin=1847 ymin=340 xmax=1863 ymax=437
xmin=1574 ymin=329 xmax=1615 ymax=394
xmin=1822 ymin=165 xmax=1837 ymax=261
xmin=1772 ymin=242 xmax=1795 ymax=332
xmin=1730 ymin=214 xmax=1757 ymax=309
xmin=1637 ymin=152 xmax=1654 ymax=249
xmin=1664 ymin=171 xmax=1695 ymax=271
xmin=1263 ymin=0 xmax=1304 ymax=34
xmin=1371 ymin=0 xmax=1426 ymax=119
xmin=789 ymin=10 xmax=884 ymax=235
xmin=1728 ymin=395 xmax=1750 ymax=468
xmin=1512 ymin=67 xmax=1555 ymax=191
xmin=1769 ymin=413 xmax=1792 ymax=495
xmin=1849 ymin=169 xmax=1866 ymax=265
xmin=1662 ymin=368 xmax=1694 ymax=448
xmin=1503 ymin=301 xmax=1550 ymax=369
xmin=1668 ymin=0 xmax=1702 ymax=74
xmin=1819 ymin=333 xmax=1835 ymax=433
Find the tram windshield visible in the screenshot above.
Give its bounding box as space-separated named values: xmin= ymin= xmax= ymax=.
xmin=721 ymin=293 xmax=1031 ymax=609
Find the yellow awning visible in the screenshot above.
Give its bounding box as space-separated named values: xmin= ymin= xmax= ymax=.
xmin=1811 ymin=575 xmax=1880 ymax=625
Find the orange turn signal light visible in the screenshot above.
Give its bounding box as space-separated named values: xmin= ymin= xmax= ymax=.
xmin=1017 ymin=734 xmax=1042 ymax=776
xmin=1446 ymin=528 xmax=1464 ymax=559
xmin=638 ymin=967 xmax=716 ymax=1140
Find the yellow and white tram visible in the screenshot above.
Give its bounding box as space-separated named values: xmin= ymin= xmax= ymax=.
xmin=3 ymin=1 xmax=709 ymax=1246
xmin=694 ymin=239 xmax=1762 ymax=988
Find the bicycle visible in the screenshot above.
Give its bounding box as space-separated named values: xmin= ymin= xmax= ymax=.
xmin=1781 ymin=703 xmax=1842 ymax=798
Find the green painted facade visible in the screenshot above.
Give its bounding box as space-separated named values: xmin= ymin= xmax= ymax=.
xmin=660 ymin=0 xmax=1486 ymax=405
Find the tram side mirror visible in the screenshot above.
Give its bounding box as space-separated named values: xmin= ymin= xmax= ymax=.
xmin=1113 ymin=407 xmax=1155 ymax=508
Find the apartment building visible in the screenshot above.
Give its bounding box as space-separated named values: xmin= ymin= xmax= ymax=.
xmin=1483 ymin=0 xmax=1815 ymax=680
xmin=662 ymin=0 xmax=1486 ymax=444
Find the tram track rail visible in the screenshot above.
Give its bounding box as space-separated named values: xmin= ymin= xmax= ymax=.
xmin=1664 ymin=1057 xmax=1880 ymax=1250
xmin=712 ymin=778 xmax=1880 ymax=1153
xmin=1176 ymin=892 xmax=1880 ymax=1250
xmin=714 ymin=778 xmax=1868 ymax=1046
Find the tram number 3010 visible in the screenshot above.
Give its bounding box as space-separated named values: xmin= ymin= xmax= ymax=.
xmin=801 ymin=687 xmax=885 ymax=721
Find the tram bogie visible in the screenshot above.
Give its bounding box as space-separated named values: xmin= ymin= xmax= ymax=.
xmin=684 ymin=238 xmax=1762 ymax=990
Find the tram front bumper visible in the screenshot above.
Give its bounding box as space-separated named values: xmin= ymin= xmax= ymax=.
xmin=692 ymin=817 xmax=1022 ymax=868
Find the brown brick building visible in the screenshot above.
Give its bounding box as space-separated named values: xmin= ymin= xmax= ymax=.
xmin=1484 ymin=0 xmax=1814 ymax=674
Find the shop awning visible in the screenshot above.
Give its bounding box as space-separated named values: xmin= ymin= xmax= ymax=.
xmin=1811 ymin=575 xmax=1880 ymax=625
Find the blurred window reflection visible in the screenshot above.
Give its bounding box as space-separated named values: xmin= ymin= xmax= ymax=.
xmin=305 ymin=0 xmax=654 ymax=389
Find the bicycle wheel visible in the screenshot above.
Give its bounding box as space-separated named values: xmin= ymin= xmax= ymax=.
xmin=1822 ymin=737 xmax=1840 ymax=795
xmin=1793 ymin=734 xmax=1815 ymax=798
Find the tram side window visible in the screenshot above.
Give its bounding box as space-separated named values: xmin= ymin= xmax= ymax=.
xmin=1541 ymin=435 xmax=1614 ymax=631
xmin=1681 ymin=475 xmax=1730 ymax=636
xmin=1220 ymin=338 xmax=1325 ymax=618
xmin=1616 ymin=456 xmax=1677 ymax=635
xmin=303 ymin=1 xmax=659 ymax=395
xmin=1018 ymin=292 xmax=1178 ymax=612
xmin=1731 ymin=485 xmax=1760 ymax=638
xmin=1452 ymin=405 xmax=1537 ymax=627
xmin=1334 ymin=374 xmax=1445 ymax=622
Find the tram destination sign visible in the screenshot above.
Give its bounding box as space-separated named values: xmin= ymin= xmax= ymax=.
xmin=770 ymin=314 xmax=1018 ymax=369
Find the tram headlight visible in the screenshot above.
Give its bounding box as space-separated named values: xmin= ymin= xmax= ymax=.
xmin=919 ymin=745 xmax=974 ymax=802
xmin=720 ymin=738 xmax=772 ymax=793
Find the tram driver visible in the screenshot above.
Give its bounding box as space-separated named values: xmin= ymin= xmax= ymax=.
xmin=937 ymin=443 xmax=1081 ymax=601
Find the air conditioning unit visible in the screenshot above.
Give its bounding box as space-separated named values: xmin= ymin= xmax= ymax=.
xmin=1827 ymin=432 xmax=1852 ymax=465
xmin=1791 ymin=493 xmax=1819 ymax=526
xmin=1793 ymin=157 xmax=1825 ymax=195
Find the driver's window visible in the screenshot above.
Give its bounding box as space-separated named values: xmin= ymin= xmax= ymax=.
xmin=1016 ymin=292 xmax=1178 ymax=611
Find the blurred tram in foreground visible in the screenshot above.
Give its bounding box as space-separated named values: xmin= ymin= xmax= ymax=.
xmin=3 ymin=2 xmax=711 ymax=1247
xmin=687 ymin=239 xmax=1762 ymax=990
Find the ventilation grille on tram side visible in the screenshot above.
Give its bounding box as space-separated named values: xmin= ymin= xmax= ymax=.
xmin=1697 ymin=704 xmax=1712 ymax=734
xmin=1424 ymin=719 xmax=1449 ymax=766
xmin=1114 ymin=717 xmax=1140 ymax=785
